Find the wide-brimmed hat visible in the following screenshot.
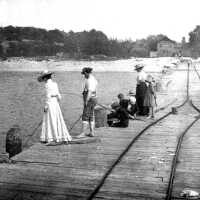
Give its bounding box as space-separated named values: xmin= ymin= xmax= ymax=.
xmin=134 ymin=64 xmax=144 ymax=71
xmin=81 ymin=67 xmax=93 ymax=74
xmin=37 ymin=70 xmax=54 ymax=82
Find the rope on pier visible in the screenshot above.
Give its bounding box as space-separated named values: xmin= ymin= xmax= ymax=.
xmin=66 ymin=92 xmax=179 ymax=117
xmin=190 ymin=100 xmax=200 ymax=113
xmin=23 ymin=120 xmax=43 ymax=148
xmin=187 ymin=62 xmax=190 ymax=100
xmin=86 ymin=111 xmax=172 ymax=200
xmin=23 ymin=61 xmax=190 ymax=149
xmin=68 ymin=114 xmax=82 ymax=132
xmin=165 ymin=116 xmax=200 ymax=200
xmin=23 ymin=113 xmax=82 ymax=148
xmin=87 ymin=61 xmax=190 ymax=200
xmin=87 ymin=96 xmax=189 ymax=200
xmin=165 ymin=61 xmax=200 ymax=199
xmin=65 ymin=91 xmax=112 ymax=112
xmin=23 ymin=92 xmax=104 ymax=148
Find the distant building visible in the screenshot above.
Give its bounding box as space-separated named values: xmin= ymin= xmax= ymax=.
xmin=149 ymin=51 xmax=158 ymax=58
xmin=157 ymin=41 xmax=178 ymax=57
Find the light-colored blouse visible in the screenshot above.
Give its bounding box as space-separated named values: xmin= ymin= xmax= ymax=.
xmin=136 ymin=70 xmax=147 ymax=85
xmin=84 ymin=74 xmax=98 ymax=96
xmin=45 ymin=79 xmax=61 ymax=103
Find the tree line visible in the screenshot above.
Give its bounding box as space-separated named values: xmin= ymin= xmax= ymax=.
xmin=0 ymin=25 xmax=199 ymax=59
xmin=0 ymin=26 xmax=174 ymax=59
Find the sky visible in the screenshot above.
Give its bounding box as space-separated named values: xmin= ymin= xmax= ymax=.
xmin=0 ymin=0 xmax=200 ymax=42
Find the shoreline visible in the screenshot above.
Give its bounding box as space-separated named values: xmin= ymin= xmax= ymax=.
xmin=0 ymin=57 xmax=181 ymax=72
xmin=0 ymin=61 xmax=186 ymax=150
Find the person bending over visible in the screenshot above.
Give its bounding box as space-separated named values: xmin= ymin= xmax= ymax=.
xmin=107 ymin=93 xmax=129 ymax=128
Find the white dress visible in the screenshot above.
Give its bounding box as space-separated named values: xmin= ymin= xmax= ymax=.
xmin=40 ymin=79 xmax=72 ymax=143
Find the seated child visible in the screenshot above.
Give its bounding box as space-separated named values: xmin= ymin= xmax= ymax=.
xmin=144 ymin=75 xmax=157 ymax=119
xmin=127 ymin=90 xmax=137 ymax=117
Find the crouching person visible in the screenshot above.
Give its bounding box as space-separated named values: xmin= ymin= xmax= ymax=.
xmin=107 ymin=94 xmax=129 ymax=128
xmin=107 ymin=101 xmax=120 ymax=126
xmin=77 ymin=67 xmax=98 ymax=138
xmin=112 ymin=99 xmax=129 ymax=128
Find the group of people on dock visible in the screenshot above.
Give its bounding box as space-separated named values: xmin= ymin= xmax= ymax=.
xmin=37 ymin=67 xmax=98 ymax=145
xmin=107 ymin=64 xmax=157 ymax=128
xmin=135 ymin=64 xmax=157 ymax=119
xmin=37 ymin=64 xmax=157 ymax=145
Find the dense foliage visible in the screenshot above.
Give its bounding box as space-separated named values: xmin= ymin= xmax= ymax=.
xmin=0 ymin=26 xmax=174 ymax=59
xmin=187 ymin=26 xmax=200 ymax=58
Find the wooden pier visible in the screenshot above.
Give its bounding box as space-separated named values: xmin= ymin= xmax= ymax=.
xmin=1 ymin=62 xmax=200 ymax=200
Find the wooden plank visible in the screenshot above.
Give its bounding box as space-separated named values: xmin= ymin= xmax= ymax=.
xmin=0 ymin=183 xmax=91 ymax=198
xmin=2 ymin=67 xmax=200 ymax=200
xmin=171 ymin=108 xmax=200 ymax=198
xmin=0 ymin=190 xmax=86 ymax=200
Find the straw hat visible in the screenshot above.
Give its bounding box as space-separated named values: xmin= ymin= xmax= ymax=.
xmin=37 ymin=70 xmax=54 ymax=82
xmin=134 ymin=64 xmax=144 ymax=71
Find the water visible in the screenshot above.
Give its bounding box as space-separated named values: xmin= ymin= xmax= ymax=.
xmin=1 ymin=57 xmax=178 ymax=72
xmin=0 ymin=57 xmax=179 ymax=148
xmin=0 ymin=71 xmax=139 ymax=147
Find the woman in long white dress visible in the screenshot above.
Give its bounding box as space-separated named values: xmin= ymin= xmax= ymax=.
xmin=38 ymin=71 xmax=72 ymax=144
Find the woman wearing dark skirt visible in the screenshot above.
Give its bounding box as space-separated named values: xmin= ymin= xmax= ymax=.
xmin=134 ymin=64 xmax=148 ymax=116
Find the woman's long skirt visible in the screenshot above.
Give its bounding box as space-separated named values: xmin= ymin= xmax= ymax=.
xmin=136 ymin=82 xmax=148 ymax=115
xmin=40 ymin=99 xmax=72 ymax=142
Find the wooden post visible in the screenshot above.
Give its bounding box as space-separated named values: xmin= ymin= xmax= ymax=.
xmin=6 ymin=125 xmax=22 ymax=158
xmin=171 ymin=107 xmax=178 ymax=114
xmin=94 ymin=106 xmax=108 ymax=128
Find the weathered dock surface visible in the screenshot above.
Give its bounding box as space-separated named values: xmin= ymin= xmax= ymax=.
xmin=171 ymin=64 xmax=200 ymax=199
xmin=1 ymin=63 xmax=200 ymax=200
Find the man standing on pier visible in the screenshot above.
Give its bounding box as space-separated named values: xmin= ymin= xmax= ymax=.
xmin=77 ymin=67 xmax=98 ymax=138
